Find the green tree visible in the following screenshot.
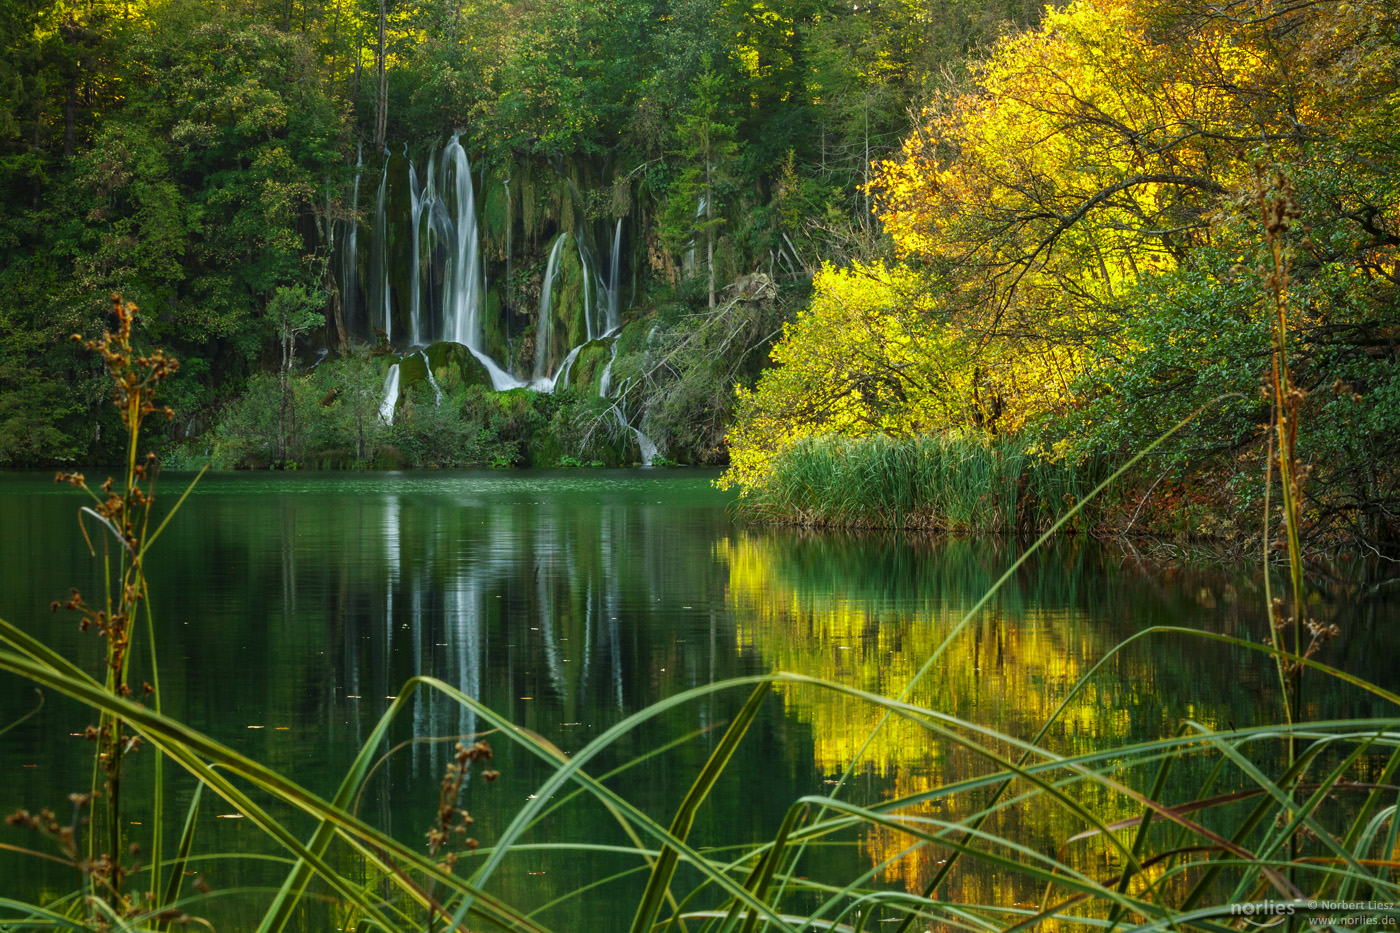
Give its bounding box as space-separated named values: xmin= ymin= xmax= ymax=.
xmin=661 ymin=60 xmax=741 ymax=309
xmin=270 ymin=285 xmax=325 ymax=464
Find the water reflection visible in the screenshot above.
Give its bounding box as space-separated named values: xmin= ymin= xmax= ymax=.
xmin=718 ymin=530 xmax=1400 ymax=904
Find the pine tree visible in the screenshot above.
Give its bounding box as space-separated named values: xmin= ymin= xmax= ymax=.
xmin=661 ymin=60 xmax=740 ymax=309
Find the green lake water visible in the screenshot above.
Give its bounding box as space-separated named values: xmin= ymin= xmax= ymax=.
xmin=1 ymin=469 xmax=1397 ymax=928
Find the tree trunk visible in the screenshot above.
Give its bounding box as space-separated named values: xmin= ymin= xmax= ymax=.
xmin=705 ymin=160 xmax=715 ymax=310
xmin=331 ymin=288 xmax=349 ymax=352
xmin=862 ymin=98 xmax=870 ymax=231
xmin=279 ymin=334 xmax=291 ymax=465
xmin=373 ymin=0 xmax=387 ymax=152
xmin=63 ymin=69 xmax=77 ymax=157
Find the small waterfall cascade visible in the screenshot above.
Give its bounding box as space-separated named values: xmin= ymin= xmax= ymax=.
xmin=604 ymin=218 xmax=623 ymax=333
xmin=419 ymin=349 xmax=444 ymax=405
xmin=370 ymin=155 xmax=391 ymax=341
xmin=340 ymin=146 xmax=362 ymax=330
xmin=533 ymin=234 xmax=569 ymax=383
xmin=598 ymin=339 xmax=619 ymax=398
xmin=379 ymin=363 xmax=401 ymax=424
xmin=443 ymin=133 xmax=482 ymax=350
xmin=577 ymin=237 xmax=596 ymax=342
xmin=618 ymin=408 xmax=658 ymax=466
xmin=605 ymin=373 xmax=659 ymax=466
xmin=407 ymin=153 xmax=424 ymax=346
xmin=547 ymin=344 xmax=584 ymax=393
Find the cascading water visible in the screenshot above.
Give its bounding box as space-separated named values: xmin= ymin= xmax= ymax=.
xmin=442 ymin=133 xmax=481 ymax=349
xmin=606 ymin=375 xmax=658 ymax=466
xmin=598 ymin=339 xmax=619 ymax=398
xmin=534 ymin=234 xmax=569 ymax=383
xmin=425 ymin=196 xmax=454 ymax=346
xmin=379 ymin=363 xmax=400 ymax=424
xmin=407 ymin=156 xmax=425 ymax=346
xmin=340 ymin=147 xmax=362 ymax=332
xmin=370 ymin=155 xmax=391 ymax=341
xmin=577 ymin=238 xmax=596 ymax=342
xmin=616 ymin=405 xmax=658 ymax=466
xmin=605 ymin=218 xmax=623 ymax=333
xmin=419 ymin=349 xmax=444 ymax=405
xmin=347 ymin=140 xmax=643 ymax=396
xmin=548 ymin=344 xmax=584 ymax=393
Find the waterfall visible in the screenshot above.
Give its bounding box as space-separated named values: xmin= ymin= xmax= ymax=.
xmin=546 ymin=344 xmax=584 ymax=393
xmin=614 ymin=406 xmax=657 ymax=466
xmin=408 ymin=158 xmax=425 ymax=346
xmin=370 ymin=156 xmax=391 ymax=342
xmin=607 ymin=374 xmax=658 ymax=464
xmin=606 ymin=218 xmax=623 ymax=333
xmin=425 ymin=195 xmax=454 ymax=345
xmin=414 ymin=348 xmax=442 ymax=403
xmin=503 ymin=176 xmax=512 ymax=316
xmin=598 ymin=338 xmax=618 ymax=398
xmin=577 ymin=238 xmax=595 ymax=341
xmin=443 ymin=133 xmax=482 ymax=349
xmin=379 ymin=363 xmax=400 ymax=424
xmin=340 ymin=147 xmax=362 ymax=332
xmin=419 ymin=349 xmax=444 ymax=405
xmin=534 ymin=234 xmax=569 ymax=382
xmin=363 ymin=140 xmax=638 ymax=397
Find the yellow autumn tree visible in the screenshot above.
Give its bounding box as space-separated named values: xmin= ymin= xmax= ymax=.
xmin=725 ymin=0 xmax=1223 ymax=493
xmin=725 ymin=0 xmax=1400 ymax=503
xmin=720 ymin=262 xmax=976 ymax=491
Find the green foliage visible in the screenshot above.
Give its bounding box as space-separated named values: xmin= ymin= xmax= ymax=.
xmin=201 ymin=355 xmax=641 ymax=469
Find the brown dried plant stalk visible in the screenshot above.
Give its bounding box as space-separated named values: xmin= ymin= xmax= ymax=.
xmin=1255 ymin=169 xmax=1338 ymax=729
xmin=425 ymin=740 xmax=498 ymax=932
xmin=50 ymin=295 xmax=182 ymax=920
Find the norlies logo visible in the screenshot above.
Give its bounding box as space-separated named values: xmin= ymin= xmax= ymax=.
xmin=1230 ymin=902 xmax=1294 ymax=928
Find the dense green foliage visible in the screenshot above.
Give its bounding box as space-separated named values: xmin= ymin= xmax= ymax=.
xmin=0 ymin=0 xmax=1045 ymax=468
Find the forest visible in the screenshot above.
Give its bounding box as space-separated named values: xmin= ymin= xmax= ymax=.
xmin=1 ymin=0 xmax=1396 ymax=547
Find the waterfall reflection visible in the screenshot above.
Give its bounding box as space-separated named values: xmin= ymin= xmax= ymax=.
xmin=336 ymin=482 xmax=697 ymax=787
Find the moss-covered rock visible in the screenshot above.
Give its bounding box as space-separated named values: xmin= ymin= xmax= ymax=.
xmin=561 ymin=338 xmax=614 ymax=394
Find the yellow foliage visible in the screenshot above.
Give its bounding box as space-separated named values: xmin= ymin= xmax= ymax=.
xmin=721 ymin=262 xmax=1082 ymax=493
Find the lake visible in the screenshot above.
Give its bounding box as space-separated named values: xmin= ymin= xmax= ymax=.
xmin=1 ymin=469 xmax=1397 ymax=929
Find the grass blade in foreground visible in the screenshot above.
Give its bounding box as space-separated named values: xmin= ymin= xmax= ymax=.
xmin=630 ymin=682 xmax=772 ymax=933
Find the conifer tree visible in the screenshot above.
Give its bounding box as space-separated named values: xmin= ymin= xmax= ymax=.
xmin=661 ymin=59 xmax=740 ymax=309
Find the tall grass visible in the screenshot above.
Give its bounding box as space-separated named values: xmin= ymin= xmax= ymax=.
xmin=4 ymin=230 xmax=1397 ymax=933
xmin=736 ymin=434 xmax=1098 ymax=533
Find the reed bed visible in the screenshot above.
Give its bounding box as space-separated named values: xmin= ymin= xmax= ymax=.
xmin=736 ymin=434 xmax=1098 ymax=533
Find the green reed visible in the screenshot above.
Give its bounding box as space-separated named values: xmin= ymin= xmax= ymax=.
xmin=734 ymin=434 xmax=1098 ymax=533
